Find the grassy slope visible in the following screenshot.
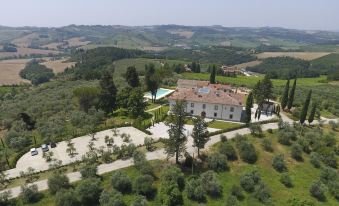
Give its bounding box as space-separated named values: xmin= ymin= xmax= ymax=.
xmin=27 ymin=127 xmax=339 ymax=206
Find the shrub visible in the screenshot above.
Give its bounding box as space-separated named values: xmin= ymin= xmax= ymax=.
xmin=220 ymin=134 xmax=227 ymax=142
xmin=321 ymin=152 xmax=337 ymax=168
xmin=47 ymin=173 xmax=70 ymax=195
xmin=230 ymin=185 xmax=244 ymax=200
xmin=310 ymin=152 xmax=321 ymax=168
xmin=319 ymin=167 xmax=337 ymax=185
xmin=75 ymin=178 xmax=102 ymax=206
xmin=280 ymin=173 xmax=293 ymax=188
xmin=262 ymin=138 xmax=273 ymax=152
xmin=240 ymin=170 xmax=261 ymax=192
xmin=159 ymin=181 xmax=183 ymax=206
xmin=277 ymin=125 xmax=296 ymax=145
xmin=80 ymin=164 xmax=98 ymax=178
xmin=254 ymin=182 xmax=272 ymax=203
xmin=309 ymin=180 xmax=326 ymax=201
xmin=133 ymin=175 xmax=154 ymax=198
xmin=249 ymin=123 xmax=263 ymax=137
xmin=160 ymin=166 xmax=185 ymax=191
xmin=111 ymin=171 xmax=132 ymax=194
xmin=291 ymin=143 xmax=303 ymax=161
xmin=207 ymin=153 xmax=229 ymax=172
xmin=297 ymin=138 xmax=311 ymax=154
xmin=200 ymin=170 xmax=223 ymax=197
xmin=239 ymin=142 xmax=258 ymax=164
xmin=132 ymin=151 xmax=153 ymax=175
xmin=144 ymin=137 xmax=155 ymax=151
xmin=20 ymin=184 xmax=42 ymax=203
xmin=225 ymin=195 xmax=239 ymax=206
xmin=186 ymin=177 xmax=205 ymax=202
xmin=99 ymin=190 xmax=126 ymax=206
xmin=55 ymin=189 xmax=79 ymax=206
xmin=329 ymin=120 xmax=338 ymax=130
xmin=218 ymin=142 xmax=238 ymax=161
xmin=328 ymin=181 xmax=339 ymax=201
xmin=131 ymin=195 xmax=148 ymax=206
xmin=101 ymin=150 xmax=113 ymax=163
xmin=272 ymin=154 xmax=287 ymax=172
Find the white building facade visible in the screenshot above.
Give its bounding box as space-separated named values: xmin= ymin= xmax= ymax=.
xmin=168 ymin=80 xmax=245 ymax=122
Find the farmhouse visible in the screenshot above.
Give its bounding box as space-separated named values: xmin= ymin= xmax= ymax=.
xmin=169 ymin=80 xmax=245 ymax=122
xmin=221 ymin=65 xmax=241 ymax=75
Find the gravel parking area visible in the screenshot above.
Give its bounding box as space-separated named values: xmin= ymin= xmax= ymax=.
xmin=8 ymin=127 xmax=149 ymax=178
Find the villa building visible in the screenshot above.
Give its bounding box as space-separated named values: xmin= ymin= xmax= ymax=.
xmin=169 ymin=80 xmax=245 ymax=122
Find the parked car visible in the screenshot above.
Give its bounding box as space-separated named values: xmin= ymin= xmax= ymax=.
xmin=50 ymin=142 xmax=57 ymax=148
xmin=41 ymin=144 xmax=49 ymax=152
xmin=30 ymin=148 xmax=38 ymax=156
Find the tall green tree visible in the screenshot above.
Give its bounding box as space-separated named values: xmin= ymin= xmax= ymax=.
xmin=261 ymin=75 xmax=273 ymax=102
xmin=73 ymin=87 xmax=100 ymax=113
xmin=245 ymin=92 xmax=254 ymax=124
xmin=210 ymin=65 xmax=216 ymax=84
xmin=192 ymin=117 xmax=209 ymax=157
xmin=287 ymin=78 xmax=297 ymax=110
xmin=281 ymin=79 xmax=290 ymax=110
xmin=125 ymin=66 xmax=140 ymax=87
xmin=165 ymin=101 xmax=187 ymax=164
xmin=308 ymin=102 xmax=317 ymax=124
xmin=300 ymin=90 xmax=312 ymax=124
xmin=145 ymin=64 xmax=159 ymax=102
xmin=127 ymin=88 xmax=147 ymax=118
xmin=253 ymin=80 xmax=264 ymax=106
xmin=98 ymin=71 xmax=117 ymax=114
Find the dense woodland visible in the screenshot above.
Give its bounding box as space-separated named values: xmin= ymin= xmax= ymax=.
xmin=247 ymin=57 xmax=319 ymax=79
xmin=19 ymin=60 xmax=55 ymax=85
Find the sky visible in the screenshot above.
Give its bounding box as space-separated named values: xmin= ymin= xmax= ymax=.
xmin=0 ymin=0 xmax=339 ymax=31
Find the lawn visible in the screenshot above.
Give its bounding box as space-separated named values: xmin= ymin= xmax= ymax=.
xmin=26 ymin=127 xmax=339 ymax=206
xmin=185 ymin=118 xmax=243 ymax=130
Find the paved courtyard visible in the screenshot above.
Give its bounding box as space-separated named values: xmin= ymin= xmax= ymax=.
xmin=7 ymin=127 xmax=149 ymax=178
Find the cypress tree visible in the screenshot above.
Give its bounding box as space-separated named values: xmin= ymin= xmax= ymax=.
xmin=210 ymin=65 xmax=216 ymax=84
xmin=300 ymin=90 xmax=312 ymax=124
xmin=98 ymin=71 xmax=117 ymax=114
xmin=192 ymin=117 xmax=209 ymax=157
xmin=281 ymin=79 xmax=290 ymax=110
xmin=245 ymin=92 xmax=254 ymax=124
xmin=125 ymin=66 xmax=140 ymax=87
xmin=308 ymin=102 xmax=317 ymax=124
xmin=287 ymin=79 xmax=297 ymax=110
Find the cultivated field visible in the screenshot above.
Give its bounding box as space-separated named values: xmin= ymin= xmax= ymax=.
xmin=256 ymin=52 xmax=330 ymax=60
xmin=232 ymin=60 xmax=262 ymax=69
xmin=0 ymin=48 xmax=59 ymax=59
xmin=67 ymin=37 xmax=91 ymax=47
xmin=0 ymin=59 xmax=30 ymax=85
xmin=11 ymin=33 xmax=40 ymax=48
xmin=167 ymin=30 xmax=195 ymax=38
xmin=41 ymin=58 xmax=75 ymax=73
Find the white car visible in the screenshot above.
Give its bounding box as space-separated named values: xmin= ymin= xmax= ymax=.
xmin=41 ymin=144 xmax=49 ymax=152
xmin=30 ymin=148 xmax=38 ymax=156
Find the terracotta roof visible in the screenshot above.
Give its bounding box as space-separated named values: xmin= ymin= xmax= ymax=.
xmin=168 ymin=86 xmax=245 ymax=106
xmin=177 ymin=79 xmax=209 ymax=89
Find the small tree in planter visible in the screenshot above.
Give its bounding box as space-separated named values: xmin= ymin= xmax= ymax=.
xmin=104 ymin=135 xmax=114 ymax=147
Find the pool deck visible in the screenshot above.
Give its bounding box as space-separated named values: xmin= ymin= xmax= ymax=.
xmin=144 ymin=88 xmax=175 ymax=100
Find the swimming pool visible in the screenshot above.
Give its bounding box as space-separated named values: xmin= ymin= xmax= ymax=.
xmin=144 ymin=88 xmax=175 ymax=100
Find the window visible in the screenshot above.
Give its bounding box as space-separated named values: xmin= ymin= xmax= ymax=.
xmin=202 ymin=104 xmax=206 ymax=109
xmin=214 ymin=105 xmax=218 ymax=110
xmin=230 ymin=107 xmax=234 ymax=112
xmin=191 ymin=103 xmax=194 ymax=108
xmin=214 ymin=112 xmax=217 ymax=117
xmin=229 ymin=114 xmax=233 ymax=119
xmin=190 ymin=110 xmax=194 ymax=114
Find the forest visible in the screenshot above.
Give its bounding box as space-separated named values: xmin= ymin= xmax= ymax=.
xmin=247 ymin=57 xmax=319 ymax=79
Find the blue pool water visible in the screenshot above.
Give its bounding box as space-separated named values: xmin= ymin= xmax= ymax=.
xmin=144 ymin=88 xmax=174 ymax=100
